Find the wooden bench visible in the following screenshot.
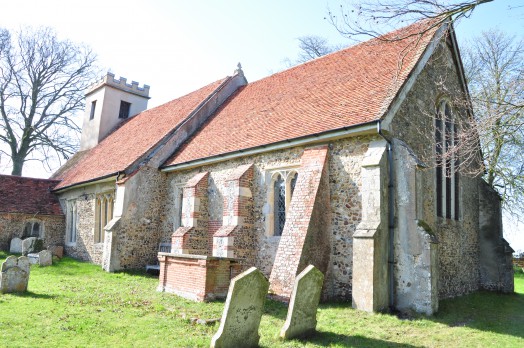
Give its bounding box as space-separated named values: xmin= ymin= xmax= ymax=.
xmin=145 ymin=243 xmax=172 ymax=273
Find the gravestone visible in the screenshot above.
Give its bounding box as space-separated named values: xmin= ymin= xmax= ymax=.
xmin=38 ymin=250 xmax=52 ymax=266
xmin=0 ymin=255 xmax=30 ymax=293
xmin=210 ymin=267 xmax=269 ymax=348
xmin=48 ymin=245 xmax=64 ymax=258
xmin=21 ymin=237 xmax=37 ymax=256
xmin=9 ymin=238 xmax=23 ymax=253
xmin=280 ymin=265 xmax=324 ymax=340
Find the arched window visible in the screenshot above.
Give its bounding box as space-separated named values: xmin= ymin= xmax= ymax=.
xmin=95 ymin=192 xmax=115 ymax=243
xmin=274 ymin=174 xmax=286 ymax=236
xmin=267 ymin=169 xmax=299 ymax=236
xmin=67 ymin=202 xmax=77 ymax=244
xmin=435 ymin=100 xmax=459 ymax=220
xmin=22 ymin=220 xmax=42 ymax=238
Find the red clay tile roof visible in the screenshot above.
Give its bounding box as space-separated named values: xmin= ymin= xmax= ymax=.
xmin=49 ymin=150 xmax=90 ymax=181
xmin=0 ymin=175 xmax=62 ymax=215
xmin=53 ymin=78 xmax=228 ymax=190
xmin=165 ymin=20 xmax=440 ymax=166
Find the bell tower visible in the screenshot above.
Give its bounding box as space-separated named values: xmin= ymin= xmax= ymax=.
xmin=80 ymin=73 xmax=150 ymax=151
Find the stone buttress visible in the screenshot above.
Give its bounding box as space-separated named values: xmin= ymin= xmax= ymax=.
xmin=352 ymin=140 xmax=390 ymax=312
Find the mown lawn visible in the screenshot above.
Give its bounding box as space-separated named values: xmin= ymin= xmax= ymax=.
xmin=0 ymin=251 xmax=523 ymax=347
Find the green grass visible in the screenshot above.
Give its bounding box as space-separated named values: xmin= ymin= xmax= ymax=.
xmin=1 ymin=251 xmax=523 ymax=347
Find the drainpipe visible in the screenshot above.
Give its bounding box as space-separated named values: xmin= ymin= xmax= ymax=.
xmin=377 ymin=120 xmax=395 ymax=311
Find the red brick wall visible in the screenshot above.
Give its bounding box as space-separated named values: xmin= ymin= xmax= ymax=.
xmin=269 ymin=145 xmax=330 ymax=299
xmin=158 ymin=254 xmax=241 ymax=301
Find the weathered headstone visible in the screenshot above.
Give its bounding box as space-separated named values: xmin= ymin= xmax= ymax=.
xmin=48 ymin=245 xmax=64 ymax=258
xmin=21 ymin=237 xmax=37 ymax=256
xmin=280 ymin=265 xmax=324 ymax=340
xmin=0 ymin=256 xmax=30 ymax=293
xmin=210 ymin=267 xmax=269 ymax=348
xmin=38 ymin=250 xmax=52 ymax=266
xmin=1 ymin=255 xmax=17 ymax=271
xmin=9 ymin=238 xmax=23 ymax=254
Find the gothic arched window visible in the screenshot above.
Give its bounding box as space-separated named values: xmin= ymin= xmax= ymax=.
xmin=267 ymin=169 xmax=299 ymax=236
xmin=435 ymin=100 xmax=460 ymax=220
xmin=22 ymin=220 xmax=42 ymax=238
xmin=274 ymin=174 xmax=286 ymax=236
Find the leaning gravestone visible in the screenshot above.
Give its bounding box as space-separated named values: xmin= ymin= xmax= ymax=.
xmin=210 ymin=267 xmax=269 ymax=348
xmin=0 ymin=255 xmax=30 ymax=293
xmin=38 ymin=250 xmax=52 ymax=266
xmin=21 ymin=237 xmax=37 ymax=256
xmin=9 ymin=238 xmax=23 ymax=254
xmin=280 ymin=265 xmax=324 ymax=340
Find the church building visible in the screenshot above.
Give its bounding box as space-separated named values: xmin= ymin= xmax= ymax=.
xmin=1 ymin=19 xmax=514 ymax=315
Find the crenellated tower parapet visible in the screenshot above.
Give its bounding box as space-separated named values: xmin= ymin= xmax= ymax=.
xmin=80 ymin=72 xmax=151 ymax=151
xmin=87 ymin=72 xmax=150 ymax=99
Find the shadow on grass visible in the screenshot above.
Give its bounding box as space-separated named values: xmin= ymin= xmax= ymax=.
xmin=430 ymin=289 xmax=524 ymax=339
xmin=263 ymin=298 xmax=288 ymax=320
xmin=9 ymin=291 xmax=56 ymax=299
xmin=284 ymin=331 xmax=420 ymax=348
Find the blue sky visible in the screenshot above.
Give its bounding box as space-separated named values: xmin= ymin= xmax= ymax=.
xmin=2 ymin=0 xmax=520 ymax=109
xmin=1 ymin=0 xmax=523 ymax=250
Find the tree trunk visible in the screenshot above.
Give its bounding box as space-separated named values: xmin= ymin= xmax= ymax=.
xmin=11 ymin=157 xmax=24 ymax=176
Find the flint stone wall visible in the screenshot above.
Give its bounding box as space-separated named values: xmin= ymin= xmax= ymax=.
xmin=164 ymin=136 xmax=372 ymax=301
xmin=0 ymin=213 xmax=64 ymax=251
xmin=478 ymin=181 xmax=514 ymax=293
xmin=388 ymin=39 xmax=482 ymax=299
xmin=112 ymin=167 xmax=168 ymax=269
xmin=60 ymin=180 xmax=114 ymax=265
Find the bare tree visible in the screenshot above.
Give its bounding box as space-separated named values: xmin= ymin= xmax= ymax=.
xmin=462 ymin=30 xmax=524 ymax=214
xmin=325 ymin=1 xmax=521 ymax=40
xmin=0 ymin=27 xmax=98 ymax=176
xmin=296 ymin=36 xmax=337 ymax=63
xmin=282 ymin=35 xmax=344 ymax=68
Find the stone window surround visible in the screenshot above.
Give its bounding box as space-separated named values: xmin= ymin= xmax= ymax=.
xmin=171 ymin=181 xmax=185 ymax=231
xmin=65 ymin=200 xmax=77 ymax=246
xmin=94 ymin=192 xmax=114 ymax=244
xmin=22 ymin=219 xmax=45 ymax=239
xmin=264 ymin=164 xmax=299 ymax=237
xmin=435 ymin=98 xmax=461 ymax=221
xmin=118 ymin=100 xmax=131 ymax=119
xmin=89 ymin=100 xmax=96 ymax=120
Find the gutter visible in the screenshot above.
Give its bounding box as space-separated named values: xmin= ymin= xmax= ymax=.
xmin=52 ymin=172 xmax=119 ymax=193
xmin=377 ymin=120 xmax=395 ymax=311
xmin=161 ymin=121 xmax=378 ymax=172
